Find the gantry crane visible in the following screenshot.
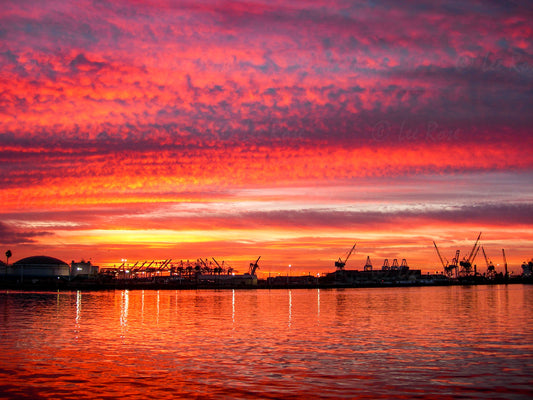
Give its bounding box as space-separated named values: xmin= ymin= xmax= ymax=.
xmin=502 ymin=249 xmax=508 ymax=279
xmin=482 ymin=247 xmax=495 ymax=278
xmin=132 ymin=261 xmax=146 ymax=273
xmin=157 ymin=259 xmax=171 ymax=271
xmin=433 ymin=240 xmax=456 ymax=277
xmin=222 ymin=260 xmax=235 ymax=275
xmin=212 ymin=258 xmax=224 ymax=275
xmin=364 ymin=256 xmax=372 ymax=271
xmin=460 ymin=232 xmax=482 ymax=276
xmin=248 ymin=256 xmax=260 ymax=276
xmin=433 ymin=239 xmax=459 ymax=277
xmin=197 ymin=258 xmax=211 ymax=274
xmin=448 ymin=250 xmax=460 ymax=277
xmin=335 ymin=242 xmax=356 ymax=270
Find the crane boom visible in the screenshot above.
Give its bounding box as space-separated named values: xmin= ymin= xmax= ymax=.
xmin=345 ymin=243 xmax=357 ymax=264
xmin=335 ymin=242 xmax=356 ymax=270
xmin=467 ymin=232 xmax=482 ymax=262
xmin=482 ymin=246 xmax=490 ymax=268
xmin=471 ymin=244 xmax=481 ymax=265
xmin=249 ymin=256 xmax=260 ymax=275
xmin=212 ymin=257 xmax=223 ymax=274
xmin=158 ymin=259 xmax=169 ymax=270
xmin=132 ymin=261 xmax=146 ymax=272
xmin=433 ymin=241 xmax=448 ymax=269
xmin=502 ymin=248 xmax=507 ymax=265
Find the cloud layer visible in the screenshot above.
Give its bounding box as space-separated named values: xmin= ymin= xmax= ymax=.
xmin=1 ymin=1 xmax=532 ymax=272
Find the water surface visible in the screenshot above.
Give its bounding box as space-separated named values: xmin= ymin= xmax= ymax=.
xmin=0 ymin=285 xmax=531 ymax=399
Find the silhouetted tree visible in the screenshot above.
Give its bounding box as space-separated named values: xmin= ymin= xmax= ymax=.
xmin=4 ymin=250 xmax=11 ymax=279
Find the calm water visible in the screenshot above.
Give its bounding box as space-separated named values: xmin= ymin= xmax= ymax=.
xmin=0 ymin=285 xmax=532 ymax=399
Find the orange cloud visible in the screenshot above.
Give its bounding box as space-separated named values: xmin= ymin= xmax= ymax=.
xmin=1 ymin=0 xmax=532 ymax=275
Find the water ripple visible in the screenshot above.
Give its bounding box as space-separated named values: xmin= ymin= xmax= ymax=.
xmin=0 ymin=286 xmax=532 ymax=399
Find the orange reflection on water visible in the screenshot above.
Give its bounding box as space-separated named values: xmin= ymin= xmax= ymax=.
xmin=0 ymin=286 xmax=532 ymax=399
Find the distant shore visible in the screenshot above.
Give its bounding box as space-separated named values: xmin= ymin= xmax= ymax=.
xmin=1 ymin=275 xmax=531 ymax=292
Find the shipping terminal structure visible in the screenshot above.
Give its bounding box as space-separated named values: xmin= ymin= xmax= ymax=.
xmin=1 ymin=239 xmax=532 ymax=290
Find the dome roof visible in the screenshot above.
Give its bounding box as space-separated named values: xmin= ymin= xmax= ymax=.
xmin=13 ymin=256 xmax=68 ymax=267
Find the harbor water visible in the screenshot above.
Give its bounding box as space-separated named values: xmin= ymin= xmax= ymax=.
xmin=0 ymin=285 xmax=532 ymax=399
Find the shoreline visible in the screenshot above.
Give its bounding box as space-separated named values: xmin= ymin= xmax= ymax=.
xmin=1 ymin=275 xmax=531 ymax=292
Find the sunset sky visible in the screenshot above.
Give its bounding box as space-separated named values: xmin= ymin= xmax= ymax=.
xmin=1 ymin=0 xmax=532 ymax=276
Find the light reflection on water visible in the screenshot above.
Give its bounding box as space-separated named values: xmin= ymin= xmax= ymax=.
xmin=0 ymin=285 xmax=532 ymax=399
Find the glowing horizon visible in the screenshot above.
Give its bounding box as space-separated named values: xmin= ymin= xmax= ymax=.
xmin=1 ymin=1 xmax=532 ymax=276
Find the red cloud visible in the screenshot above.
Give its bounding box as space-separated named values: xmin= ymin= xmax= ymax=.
xmin=1 ymin=1 xmax=532 ymax=272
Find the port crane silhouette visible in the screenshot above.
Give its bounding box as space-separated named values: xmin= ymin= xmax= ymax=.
xmin=482 ymin=246 xmax=496 ymax=278
xmin=248 ymin=256 xmax=260 ymax=276
xmin=434 ymin=232 xmax=482 ymax=277
xmin=364 ymin=256 xmax=373 ymax=271
xmin=459 ymin=232 xmax=481 ymax=276
xmin=433 ymin=241 xmax=459 ymax=277
xmin=502 ymin=249 xmax=508 ymax=278
xmin=211 ymin=257 xmax=224 ymax=274
xmin=335 ymin=243 xmax=356 ymax=270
